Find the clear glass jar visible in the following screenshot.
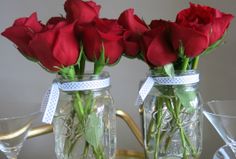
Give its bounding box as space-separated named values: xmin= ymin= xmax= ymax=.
xmin=143 ymin=70 xmax=203 ymax=159
xmin=53 ymin=72 xmax=116 ymax=159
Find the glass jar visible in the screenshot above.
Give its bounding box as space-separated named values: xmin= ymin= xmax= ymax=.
xmin=143 ymin=70 xmax=203 ymax=159
xmin=53 ymin=72 xmax=116 ymax=159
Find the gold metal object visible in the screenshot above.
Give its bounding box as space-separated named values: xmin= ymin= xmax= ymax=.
xmin=116 ymin=149 xmax=145 ymax=158
xmin=139 ymin=106 xmax=144 ymax=114
xmin=0 ymin=122 xmax=31 ymax=140
xmin=27 ymin=124 xmax=53 ymax=139
xmin=116 ymin=109 xmax=144 ymax=147
xmin=26 ymin=109 xmax=145 ymax=158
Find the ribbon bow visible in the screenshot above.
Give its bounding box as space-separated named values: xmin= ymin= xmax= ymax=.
xmin=41 ymin=78 xmax=110 ymax=124
xmin=136 ymin=73 xmax=200 ymax=106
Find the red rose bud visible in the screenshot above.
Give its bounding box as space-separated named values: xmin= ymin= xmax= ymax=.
xmin=118 ymin=8 xmax=148 ymax=34
xmin=176 ymin=3 xmax=234 ymax=45
xmin=29 ymin=22 xmax=79 ymax=72
xmin=170 ymin=22 xmax=209 ymax=57
xmin=142 ymin=20 xmax=177 ymax=67
xmin=1 ymin=12 xmax=44 ymax=59
xmin=118 ymin=9 xmax=148 ymax=57
xmin=64 ymin=0 xmax=101 ymax=24
xmin=80 ymin=18 xmax=123 ymax=65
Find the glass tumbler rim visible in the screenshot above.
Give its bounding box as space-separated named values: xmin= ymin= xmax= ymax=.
xmin=0 ymin=111 xmax=41 ymax=121
xmin=204 ymin=99 xmax=236 ymax=119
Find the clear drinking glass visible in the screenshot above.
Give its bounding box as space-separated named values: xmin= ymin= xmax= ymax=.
xmin=0 ymin=101 xmax=41 ymax=159
xmin=203 ymin=100 xmax=236 ymax=159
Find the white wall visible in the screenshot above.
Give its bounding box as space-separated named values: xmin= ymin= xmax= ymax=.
xmin=0 ymin=0 xmax=236 ymax=158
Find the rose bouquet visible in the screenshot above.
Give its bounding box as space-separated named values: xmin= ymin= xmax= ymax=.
xmin=2 ymin=0 xmax=234 ymax=158
xmin=133 ymin=3 xmax=234 ymax=159
xmin=1 ymin=0 xmax=125 ymax=158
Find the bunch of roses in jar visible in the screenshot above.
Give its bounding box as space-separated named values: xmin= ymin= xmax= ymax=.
xmin=133 ymin=3 xmax=234 ymax=159
xmin=1 ymin=0 xmax=129 ymax=158
xmin=1 ymin=0 xmax=234 ymax=158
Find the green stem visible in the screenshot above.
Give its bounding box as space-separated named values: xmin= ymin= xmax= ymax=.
xmin=94 ymin=63 xmax=104 ymax=75
xmin=93 ymin=145 xmax=106 ymax=159
xmin=84 ymin=91 xmax=94 ymax=116
xmin=154 ymin=97 xmax=163 ymax=159
xmin=174 ymin=78 xmax=199 ymax=158
xmin=82 ymin=141 xmax=90 ymax=159
xmin=165 ymin=98 xmax=177 ymax=120
xmin=175 ymin=98 xmax=198 ymax=158
xmin=184 ymin=132 xmax=198 ymax=157
xmin=179 ymin=126 xmax=188 ymax=159
xmin=192 ymin=56 xmax=199 ymax=70
xmin=182 ymin=57 xmax=190 ymax=71
xmin=73 ymin=92 xmax=85 ymax=122
xmin=172 ymin=99 xmax=187 ymax=159
xmin=175 ymin=99 xmax=188 ymax=159
xmin=146 ymin=117 xmax=156 ymax=146
xmin=79 ymin=54 xmax=86 ymax=76
xmin=163 ymin=98 xmax=178 ymax=152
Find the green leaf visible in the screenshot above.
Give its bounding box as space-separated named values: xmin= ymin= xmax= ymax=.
xmin=174 ymin=86 xmax=197 ymax=111
xmin=85 ymin=112 xmax=103 ymax=148
xmin=164 ymin=63 xmax=175 ymax=77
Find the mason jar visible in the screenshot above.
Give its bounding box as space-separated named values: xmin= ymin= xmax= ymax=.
xmin=53 ymin=72 xmax=116 ymax=159
xmin=143 ymin=70 xmax=203 ymax=159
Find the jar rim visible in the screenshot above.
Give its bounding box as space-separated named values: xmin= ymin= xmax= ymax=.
xmin=57 ymin=71 xmax=110 ymax=82
xmin=149 ymin=69 xmax=199 ymax=77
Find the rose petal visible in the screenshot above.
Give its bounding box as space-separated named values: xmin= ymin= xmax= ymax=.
xmin=146 ymin=36 xmax=177 ymax=66
xmin=81 ymin=26 xmax=102 ymax=61
xmin=2 ymin=26 xmax=36 ymax=58
xmin=29 ymin=31 xmax=60 ymax=71
xmin=209 ymin=14 xmax=234 ymax=44
xmin=170 ymin=23 xmax=209 ymax=57
xmin=123 ymin=31 xmax=140 ymax=57
xmin=103 ymin=40 xmax=123 ymax=64
xmin=64 ymin=0 xmax=100 ymax=24
xmin=118 ymin=8 xmax=148 ymax=34
xmin=53 ymin=23 xmax=79 ymax=66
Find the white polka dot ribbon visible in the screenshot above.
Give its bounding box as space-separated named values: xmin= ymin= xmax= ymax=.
xmin=135 ymin=73 xmax=200 ymax=106
xmin=41 ymin=78 xmax=110 ymax=124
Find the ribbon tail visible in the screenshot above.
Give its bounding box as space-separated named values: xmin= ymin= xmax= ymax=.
xmin=40 ymin=88 xmax=51 ymax=113
xmin=42 ymin=82 xmax=60 ymax=124
xmin=135 ymin=77 xmax=155 ymax=106
xmin=135 ymin=95 xmax=143 ymax=107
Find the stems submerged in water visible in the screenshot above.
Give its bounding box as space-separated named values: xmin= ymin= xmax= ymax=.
xmin=145 ymin=92 xmax=201 ymax=159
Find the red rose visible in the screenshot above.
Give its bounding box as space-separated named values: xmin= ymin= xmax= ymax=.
xmin=1 ymin=12 xmax=44 ymax=59
xmin=151 ymin=18 xmax=209 ymax=58
xmin=29 ymin=22 xmax=79 ymax=71
xmin=142 ymin=20 xmax=177 ymax=67
xmin=170 ymin=22 xmax=209 ymax=57
xmin=79 ymin=18 xmax=123 ymax=64
xmin=176 ymin=3 xmax=234 ymax=45
xmin=118 ymin=9 xmax=149 ymax=57
xmin=64 ymin=0 xmax=101 ymax=24
xmin=118 ymin=9 xmax=148 ymax=34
